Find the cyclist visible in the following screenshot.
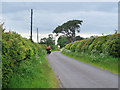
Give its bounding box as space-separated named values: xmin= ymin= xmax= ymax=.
xmin=46 ymin=46 xmax=51 ymax=54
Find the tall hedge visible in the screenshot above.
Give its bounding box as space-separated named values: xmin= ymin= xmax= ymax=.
xmin=70 ymin=41 xmax=79 ymax=52
xmin=65 ymin=34 xmax=120 ymax=57
xmin=2 ymin=31 xmax=44 ymax=88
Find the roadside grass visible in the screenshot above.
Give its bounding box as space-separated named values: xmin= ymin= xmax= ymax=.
xmin=50 ymin=45 xmax=60 ymax=51
xmin=51 ymin=48 xmax=60 ymax=51
xmin=8 ymin=54 xmax=59 ymax=88
xmin=62 ymin=49 xmax=119 ymax=75
xmin=2 ymin=30 xmax=59 ymax=88
xmin=51 ymin=49 xmax=60 ymax=51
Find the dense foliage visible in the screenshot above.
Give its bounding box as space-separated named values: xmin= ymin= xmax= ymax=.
xmin=53 ymin=20 xmax=83 ymax=42
xmin=50 ymin=45 xmax=60 ymax=51
xmin=40 ymin=34 xmax=55 ymax=46
xmin=63 ymin=34 xmax=119 ymax=74
xmin=0 ymin=24 xmax=2 ymax=89
xmin=75 ymin=36 xmax=84 ymax=41
xmin=2 ymin=31 xmax=59 ymax=88
xmin=65 ymin=34 xmax=120 ymax=57
xmin=57 ymin=35 xmax=84 ymax=48
xmin=57 ymin=35 xmax=70 ymax=48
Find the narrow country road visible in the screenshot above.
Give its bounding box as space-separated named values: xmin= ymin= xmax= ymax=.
xmin=46 ymin=51 xmax=118 ymax=88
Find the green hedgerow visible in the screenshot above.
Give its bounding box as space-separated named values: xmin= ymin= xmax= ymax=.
xmin=65 ymin=34 xmax=120 ymax=58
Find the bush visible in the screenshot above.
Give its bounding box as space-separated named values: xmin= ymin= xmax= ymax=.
xmin=75 ymin=40 xmax=86 ymax=52
xmin=64 ymin=34 xmax=120 ymax=57
xmin=2 ymin=32 xmax=44 ymax=88
xmin=70 ymin=41 xmax=79 ymax=52
xmin=65 ymin=43 xmax=72 ymax=50
xmin=108 ymin=39 xmax=120 ymax=57
xmin=82 ymin=38 xmax=95 ymax=53
xmin=80 ymin=39 xmax=89 ymax=53
xmin=50 ymin=45 xmax=60 ymax=51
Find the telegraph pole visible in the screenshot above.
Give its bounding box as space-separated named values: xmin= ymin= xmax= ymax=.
xmin=30 ymin=9 xmax=33 ymax=41
xmin=37 ymin=28 xmax=39 ymax=43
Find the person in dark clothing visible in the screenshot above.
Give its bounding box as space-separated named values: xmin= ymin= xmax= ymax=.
xmin=46 ymin=46 xmax=51 ymax=54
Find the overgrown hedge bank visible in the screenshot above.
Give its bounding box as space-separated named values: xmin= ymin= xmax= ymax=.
xmin=2 ymin=31 xmax=59 ymax=88
xmin=2 ymin=32 xmax=42 ymax=87
xmin=65 ymin=34 xmax=120 ymax=57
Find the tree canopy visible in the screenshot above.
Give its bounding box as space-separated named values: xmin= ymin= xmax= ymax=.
xmin=57 ymin=35 xmax=70 ymax=48
xmin=53 ymin=20 xmax=83 ymax=42
xmin=40 ymin=34 xmax=55 ymax=45
xmin=75 ymin=36 xmax=84 ymax=41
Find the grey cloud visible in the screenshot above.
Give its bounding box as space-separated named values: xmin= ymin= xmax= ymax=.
xmin=2 ymin=2 xmax=117 ymax=14
xmin=2 ymin=2 xmax=118 ymax=41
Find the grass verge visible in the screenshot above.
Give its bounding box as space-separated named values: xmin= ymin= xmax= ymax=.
xmin=8 ymin=54 xmax=59 ymax=88
xmin=62 ymin=49 xmax=119 ymax=75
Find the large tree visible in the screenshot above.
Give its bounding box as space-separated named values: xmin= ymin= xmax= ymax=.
xmin=40 ymin=38 xmax=47 ymax=44
xmin=0 ymin=23 xmax=5 ymax=32
xmin=75 ymin=36 xmax=84 ymax=41
xmin=57 ymin=35 xmax=70 ymax=48
xmin=40 ymin=34 xmax=55 ymax=45
xmin=53 ymin=20 xmax=83 ymax=42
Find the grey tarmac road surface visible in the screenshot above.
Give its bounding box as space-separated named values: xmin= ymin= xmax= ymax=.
xmin=46 ymin=51 xmax=118 ymax=88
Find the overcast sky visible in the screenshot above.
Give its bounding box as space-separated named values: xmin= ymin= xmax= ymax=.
xmin=2 ymin=2 xmax=118 ymax=42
